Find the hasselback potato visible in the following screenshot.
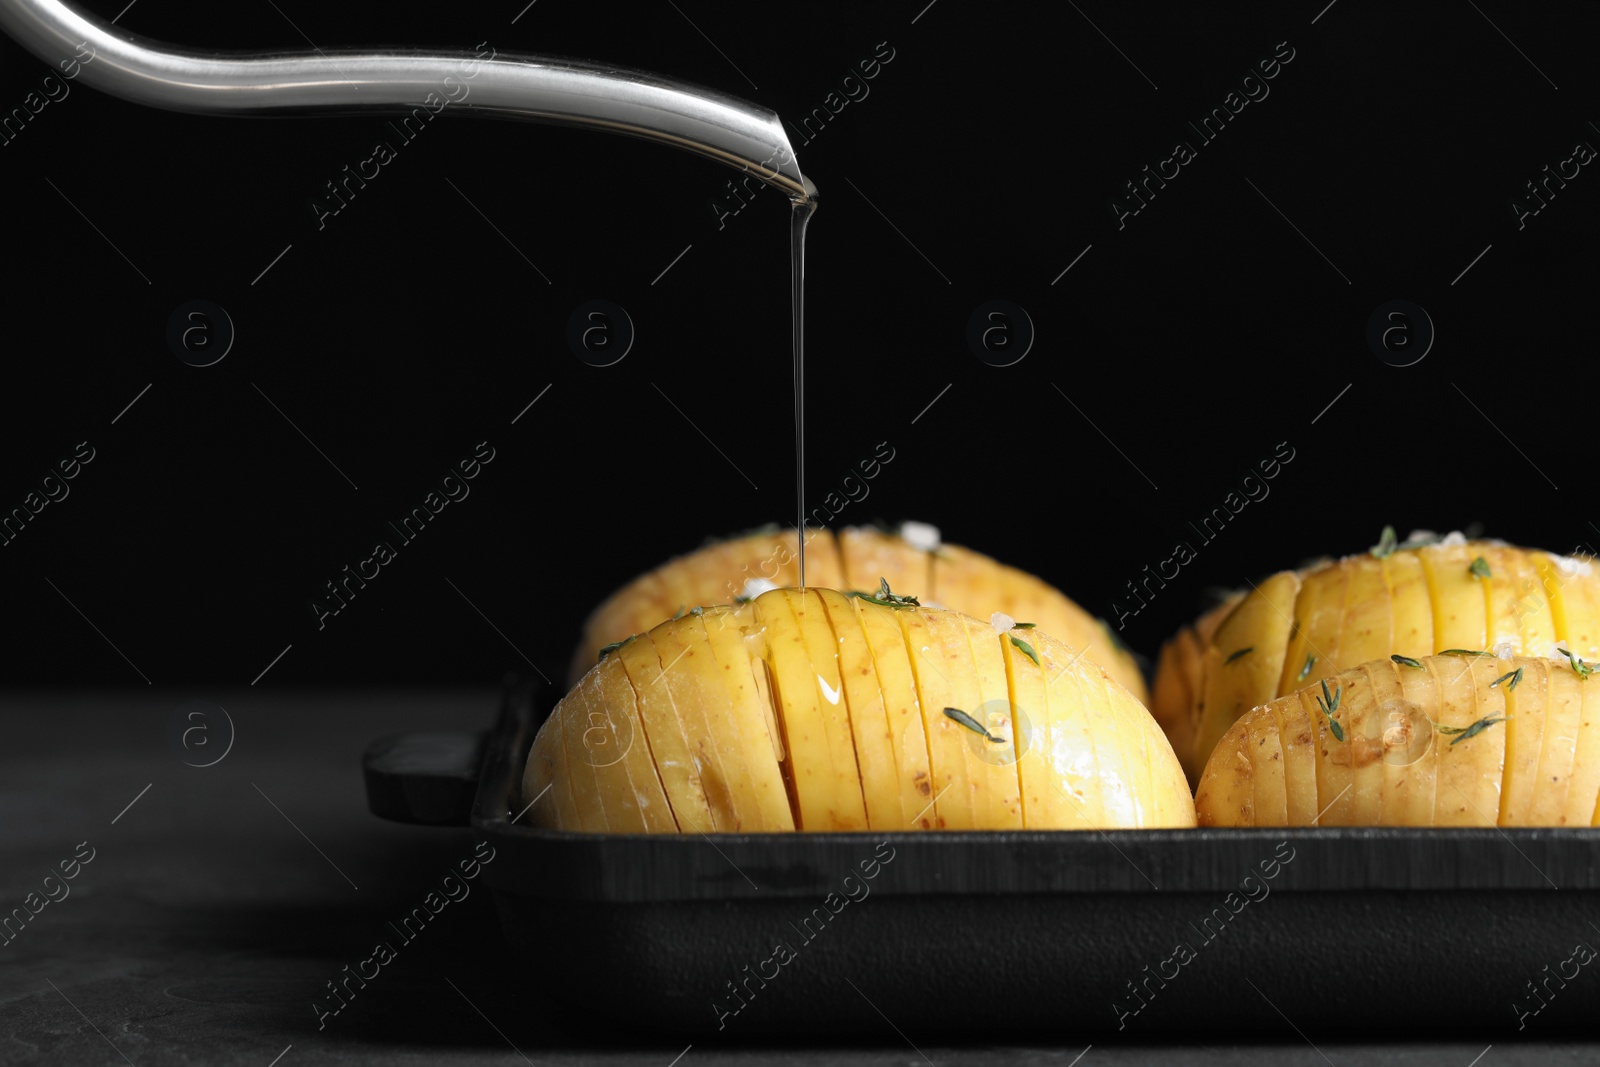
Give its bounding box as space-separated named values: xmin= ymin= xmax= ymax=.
xmin=1152 ymin=535 xmax=1600 ymax=784
xmin=526 ymin=588 xmax=1194 ymax=832
xmin=1195 ymin=652 xmax=1600 ymax=827
xmin=568 ymin=524 xmax=1147 ymax=704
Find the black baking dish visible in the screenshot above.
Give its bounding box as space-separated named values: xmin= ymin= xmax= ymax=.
xmin=365 ymin=674 xmax=1600 ymax=1037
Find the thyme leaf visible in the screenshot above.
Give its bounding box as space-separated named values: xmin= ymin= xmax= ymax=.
xmin=597 ymin=635 xmax=639 ymax=661
xmin=1298 ymin=653 xmax=1315 ymax=682
xmin=1470 ymin=556 xmax=1491 ymax=579
xmin=1371 ymin=525 xmax=1399 ymax=559
xmin=1489 ymin=666 xmax=1524 ymax=691
xmin=1391 ymin=654 xmax=1424 ymax=669
xmin=853 ymin=578 xmax=920 ymax=608
xmin=1011 ymin=635 xmax=1041 ymax=666
xmin=943 ymin=705 xmax=1004 ymax=743
xmin=1555 ymin=646 xmax=1595 ymax=680
xmin=1225 ymin=646 xmax=1254 ymax=664
xmin=1433 ymin=715 xmax=1510 ymax=744
xmin=1315 ymin=678 xmax=1345 ymax=741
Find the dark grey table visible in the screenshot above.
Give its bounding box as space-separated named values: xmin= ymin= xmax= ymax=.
xmin=2 ymin=688 xmax=1595 ymax=1066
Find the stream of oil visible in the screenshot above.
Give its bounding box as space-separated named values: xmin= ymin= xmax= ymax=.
xmin=791 ymin=178 xmax=818 ymax=589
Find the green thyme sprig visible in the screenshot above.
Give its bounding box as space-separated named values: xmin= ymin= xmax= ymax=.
xmin=1556 ymin=646 xmax=1595 ymax=680
xmin=1391 ymin=654 xmax=1424 ymax=669
xmin=1371 ymin=525 xmax=1399 ymax=559
xmin=1439 ymin=649 xmax=1493 ymax=657
xmin=1470 ymin=556 xmax=1491 ymax=579
xmin=1012 ymin=621 xmax=1037 ymax=629
xmin=1490 ymin=666 xmax=1524 ymax=691
xmin=943 ymin=706 xmax=1004 ymax=743
xmin=1225 ymin=646 xmax=1254 ymax=665
xmin=1298 ymin=653 xmax=1315 ymax=682
xmin=598 ymin=634 xmax=640 ymax=661
xmin=850 ymin=578 xmax=920 ymax=608
xmin=1316 ymin=678 xmax=1345 ymax=742
xmin=1433 ymin=715 xmax=1509 ymax=745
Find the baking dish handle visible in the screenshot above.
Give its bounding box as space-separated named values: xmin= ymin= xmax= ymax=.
xmin=363 ymin=730 xmax=486 ymax=826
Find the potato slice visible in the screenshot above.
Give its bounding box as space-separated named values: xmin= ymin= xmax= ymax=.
xmin=1538 ymin=552 xmax=1600 ymax=660
xmin=1383 ymin=552 xmax=1434 ymax=662
xmin=1493 ymin=654 xmax=1543 ymax=826
xmin=849 ymin=595 xmax=939 ymax=828
xmin=1302 ymin=678 xmax=1355 ymax=825
xmin=1243 ymin=681 xmax=1288 ymax=826
xmin=961 ymin=615 xmax=1025 ymax=829
xmin=612 ymin=634 xmax=716 ymax=832
xmin=556 ymin=665 xmax=622 ymax=831
xmin=585 ymin=654 xmax=680 ymax=833
xmin=1071 ymin=658 xmax=1145 ymax=827
xmin=1383 ymin=655 xmax=1439 ymax=828
xmin=1007 ymin=627 xmax=1094 ymax=829
xmin=526 ymin=707 xmax=584 ymax=831
xmin=1337 ymin=557 xmax=1392 ymax=672
xmin=1483 ymin=544 xmax=1555 ymax=657
xmin=919 ymin=607 xmax=1007 ymax=827
xmin=1271 ymin=688 xmax=1320 ymax=826
xmin=758 ymin=589 xmax=868 ymax=830
xmin=1522 ymin=659 xmax=1577 ymax=825
xmin=652 ymin=614 xmax=758 ymax=832
xmin=1341 ymin=662 xmax=1392 ymax=826
xmin=1277 ymin=564 xmax=1348 ymax=693
xmin=1194 ymin=712 xmax=1255 ymax=828
xmin=898 ymin=605 xmax=976 ymax=829
xmin=1419 ymin=543 xmax=1488 ymax=654
xmin=1193 ymin=572 xmax=1300 ymax=786
xmin=815 ymin=589 xmax=901 ymax=830
xmin=1565 ymin=664 xmax=1600 ymax=826
xmin=700 ymin=606 xmax=795 ymax=831
xmin=1441 ymin=654 xmax=1511 ymax=826
xmin=522 ymin=703 xmax=566 ymax=830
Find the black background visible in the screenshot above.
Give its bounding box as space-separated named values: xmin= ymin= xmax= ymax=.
xmin=1 ymin=0 xmax=1595 ymax=688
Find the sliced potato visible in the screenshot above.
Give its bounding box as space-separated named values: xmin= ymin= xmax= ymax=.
xmin=531 ymin=590 xmax=1194 ymax=832
xmin=848 ymin=592 xmax=939 ymax=828
xmin=1158 ymin=538 xmax=1600 ymax=781
xmin=569 ymin=525 xmax=1147 ymax=704
xmin=766 ymin=589 xmax=869 ymax=830
xmin=1194 ymin=653 xmax=1600 ymax=827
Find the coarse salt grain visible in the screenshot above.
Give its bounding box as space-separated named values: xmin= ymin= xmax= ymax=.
xmin=900 ymin=521 xmax=941 ymax=552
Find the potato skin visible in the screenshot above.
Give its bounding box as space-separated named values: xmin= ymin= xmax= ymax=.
xmin=568 ymin=525 xmax=1147 ymax=703
xmin=1196 ymin=653 xmax=1600 ymax=828
xmin=1158 ymin=541 xmax=1600 ymax=784
xmin=531 ymin=590 xmax=1193 ymax=833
